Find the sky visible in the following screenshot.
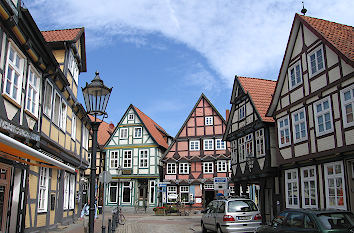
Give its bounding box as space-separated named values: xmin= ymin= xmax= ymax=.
xmin=25 ymin=0 xmax=354 ymax=137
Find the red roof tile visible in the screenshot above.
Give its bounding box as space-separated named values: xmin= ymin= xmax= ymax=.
xmin=238 ymin=77 xmax=276 ymax=122
xmin=132 ymin=106 xmax=169 ymax=149
xmin=298 ymin=14 xmax=354 ymax=61
xmin=88 ymin=115 xmax=115 ymax=146
xmin=41 ymin=28 xmax=83 ymax=42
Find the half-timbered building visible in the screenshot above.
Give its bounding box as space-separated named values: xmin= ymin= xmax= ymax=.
xmin=267 ymin=14 xmax=354 ymax=211
xmin=223 ymin=76 xmax=278 ymax=222
xmin=104 ymin=105 xmax=172 ymax=209
xmin=162 ymin=94 xmax=231 ymax=208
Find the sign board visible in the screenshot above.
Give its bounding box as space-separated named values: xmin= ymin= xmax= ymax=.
xmin=214 ymin=177 xmax=228 ymax=191
xmin=168 ymin=193 xmax=178 ymax=199
xmin=158 ymin=183 xmax=167 ymax=187
xmin=157 ymin=181 xmax=171 ymax=185
xmin=122 ymin=169 xmax=132 ymax=175
xmin=99 ymin=171 xmax=112 ymax=183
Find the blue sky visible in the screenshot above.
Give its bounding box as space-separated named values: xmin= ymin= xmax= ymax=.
xmin=25 ymin=0 xmax=354 ymax=136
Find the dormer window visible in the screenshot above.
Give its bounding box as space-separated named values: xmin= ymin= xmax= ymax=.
xmin=205 ymin=116 xmax=213 ymax=125
xmin=288 ymin=60 xmax=302 ymax=89
xmin=308 ymin=46 xmax=325 ymax=77
xmin=128 ymin=114 xmax=134 ymax=121
xmin=239 ymin=105 xmax=246 ymax=120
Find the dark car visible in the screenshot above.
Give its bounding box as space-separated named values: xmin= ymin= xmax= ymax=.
xmin=257 ymin=209 xmax=354 ymax=233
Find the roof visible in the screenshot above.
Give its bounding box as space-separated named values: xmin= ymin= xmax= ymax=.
xmin=41 ymin=28 xmax=83 ymax=42
xmin=88 ymin=115 xmax=115 ymax=147
xmin=132 ymin=105 xmax=169 ymax=149
xmin=238 ymin=77 xmax=276 ymax=122
xmin=298 ymin=14 xmax=354 ymax=61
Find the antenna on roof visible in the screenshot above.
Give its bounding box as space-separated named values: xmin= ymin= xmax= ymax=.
xmin=301 ymin=1 xmax=307 ymax=15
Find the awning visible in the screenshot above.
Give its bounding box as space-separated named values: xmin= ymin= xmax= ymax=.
xmin=0 ymin=132 xmax=75 ymax=172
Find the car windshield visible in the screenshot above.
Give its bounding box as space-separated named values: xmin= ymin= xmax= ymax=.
xmin=317 ymin=212 xmax=354 ymax=230
xmin=228 ymin=200 xmax=258 ymax=212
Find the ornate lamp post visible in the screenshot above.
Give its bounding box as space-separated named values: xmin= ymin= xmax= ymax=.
xmin=82 ymin=71 xmax=112 ymax=233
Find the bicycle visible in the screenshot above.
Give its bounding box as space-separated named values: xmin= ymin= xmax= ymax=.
xmin=112 ymin=206 xmax=126 ymax=225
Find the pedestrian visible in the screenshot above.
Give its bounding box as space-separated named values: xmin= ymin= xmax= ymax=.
xmin=80 ymin=200 xmax=97 ymax=233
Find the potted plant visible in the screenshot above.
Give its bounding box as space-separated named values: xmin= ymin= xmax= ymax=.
xmin=153 ymin=206 xmax=166 ymax=216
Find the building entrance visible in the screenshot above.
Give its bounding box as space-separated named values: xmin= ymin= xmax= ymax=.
xmin=204 ymin=190 xmax=215 ymax=207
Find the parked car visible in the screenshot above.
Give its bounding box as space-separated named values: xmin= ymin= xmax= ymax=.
xmin=201 ymin=197 xmax=262 ymax=233
xmin=256 ymin=209 xmax=354 ymax=233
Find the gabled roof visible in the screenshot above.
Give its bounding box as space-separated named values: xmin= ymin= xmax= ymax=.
xmin=267 ymin=14 xmax=354 ymax=116
xmin=41 ymin=28 xmax=84 ymax=42
xmin=298 ymin=14 xmax=353 ymax=62
xmin=88 ymin=115 xmax=115 ymax=147
xmin=238 ymin=77 xmax=276 ymax=122
xmin=132 ymin=105 xmax=169 ymax=149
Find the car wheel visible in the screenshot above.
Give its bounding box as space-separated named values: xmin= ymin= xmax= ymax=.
xmin=201 ymin=223 xmax=208 ymax=233
xmin=216 ymin=225 xmax=223 ymax=233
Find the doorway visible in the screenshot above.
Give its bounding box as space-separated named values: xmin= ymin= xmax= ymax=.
xmin=0 ymin=163 xmax=11 ymax=233
xmin=204 ymin=190 xmax=215 ymax=207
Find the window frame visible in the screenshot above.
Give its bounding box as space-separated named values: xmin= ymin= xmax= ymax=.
xmin=43 ymin=80 xmax=53 ymax=118
xmin=110 ymin=151 xmax=119 ymax=169
xmin=120 ymin=128 xmax=128 ymax=139
xmin=255 ymin=129 xmax=265 ymax=157
xmin=139 ymin=149 xmax=149 ymax=168
xmin=292 ymin=108 xmax=308 ymax=143
xmin=340 ymin=84 xmax=354 ymax=128
xmin=82 ymin=126 xmax=89 ymax=150
xmin=128 ymin=114 xmax=134 ymax=121
xmin=3 ymin=41 xmax=25 ymax=104
xmin=278 ymin=115 xmax=291 ymax=147
xmin=108 ymin=182 xmax=119 ymax=204
xmin=123 ymin=150 xmax=132 ymax=168
xmin=71 ymin=115 xmax=77 ymax=140
xmin=300 ymin=166 xmax=318 ymax=208
xmin=37 ymin=167 xmax=49 ymax=213
xmin=180 ymin=186 xmax=190 ymax=203
xmin=179 ymin=163 xmax=189 ymax=174
xmin=205 ymin=116 xmax=213 ymax=126
xmin=189 ymin=140 xmax=200 ymax=151
xmin=134 ymin=127 xmax=142 ymax=138
xmin=69 ymin=174 xmax=75 ymax=209
xmin=285 ymin=168 xmax=300 ymax=209
xmin=166 ymin=163 xmax=176 ymax=174
xmin=25 ymin=65 xmax=40 ymax=117
xmin=216 ymin=160 xmax=227 ymax=172
xmin=63 ymin=173 xmax=70 ymax=210
xmin=204 ymin=139 xmax=214 ymax=151
xmin=288 ymin=60 xmax=303 ymax=89
xmin=239 ymin=105 xmax=246 ymax=120
xmin=308 ymin=45 xmax=325 ymax=78
xmin=324 ymin=161 xmax=347 ymax=210
xmin=313 ymin=96 xmax=333 ymax=137
xmin=203 ymin=162 xmax=214 ymax=174
xmin=215 ymin=139 xmax=226 ymax=150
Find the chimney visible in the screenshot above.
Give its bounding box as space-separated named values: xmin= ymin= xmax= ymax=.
xmin=226 ymin=109 xmax=230 ymax=122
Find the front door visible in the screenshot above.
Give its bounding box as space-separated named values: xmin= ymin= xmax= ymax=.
xmin=0 ymin=163 xmax=11 ymax=233
xmin=204 ymin=190 xmax=215 ymax=207
xmin=138 ymin=179 xmax=148 ymax=209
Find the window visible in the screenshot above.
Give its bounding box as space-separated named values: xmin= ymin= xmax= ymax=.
xmin=215 ymin=139 xmax=226 ymax=150
xmin=43 ymin=80 xmax=53 ymax=117
xmin=217 ymin=160 xmax=227 ymax=172
xmin=63 ymin=173 xmax=69 ymax=210
xmin=67 ymin=51 xmax=75 ymax=76
xmin=324 ymin=161 xmax=346 ymax=210
xmin=167 ymin=163 xmax=176 ymax=174
xmin=255 ymin=129 xmax=265 ymax=157
xmin=292 ymin=108 xmax=307 ymax=143
xmin=203 ymin=162 xmax=214 ymax=174
xmin=180 ymin=186 xmax=189 ymax=203
xmin=245 ymin=134 xmax=253 ymax=158
xmin=60 ymin=101 xmax=67 ymax=130
xmin=38 ymin=167 xmax=49 ymax=212
xmin=134 ymin=127 xmax=142 ymax=138
xmin=239 ymin=105 xmax=246 ymax=119
xmin=231 ymin=140 xmax=237 ymax=160
xmin=204 ymin=139 xmax=214 ymax=150
xmin=120 ymin=128 xmax=128 ymax=139
xmin=288 ymin=60 xmax=302 ymax=89
xmin=4 ymin=43 xmax=24 ymax=104
xmin=122 ymin=182 xmax=131 ymax=203
xmin=229 ymin=186 xmax=235 ymax=194
xmin=82 ymin=126 xmax=89 ymax=150
xmin=128 ymin=114 xmax=134 ymax=120
xmin=25 ymin=66 xmax=40 ymax=117
xmin=314 ymin=97 xmax=333 ymax=136
xmin=69 ymin=175 xmax=75 ymax=209
xmin=108 ymin=182 xmax=118 ymax=203
xmin=87 ymin=153 xmax=91 ymax=168
xmin=72 ymin=62 xmax=79 ymax=84
xmin=340 ymin=84 xmax=354 ymax=128
xmin=278 ymin=115 xmax=291 ymax=147
xmin=179 ymin=163 xmax=189 ymax=174
xmin=110 ymin=151 xmax=119 ymax=169
xmin=285 ymin=169 xmax=299 ymax=208
xmin=238 ymin=137 xmax=245 ymax=162
xmin=189 ymin=140 xmax=200 ymax=151
xmin=167 ymin=186 xmax=177 ymax=203
xmin=139 ymin=150 xmax=148 ymax=168
xmin=71 ymin=115 xmax=76 ymax=140
xmin=204 ymin=184 xmax=214 ymax=190
xmin=52 ymin=91 xmax=67 ymax=130
xmin=123 ymin=150 xmax=132 ymax=168
xmin=286 ymin=212 xmax=306 ymax=228
xmin=205 ymin=116 xmax=213 ymax=125
xmin=149 ymin=181 xmax=156 ymax=204
xmin=308 ymin=46 xmax=325 ymax=77
xmin=301 ymin=166 xmax=317 ymax=208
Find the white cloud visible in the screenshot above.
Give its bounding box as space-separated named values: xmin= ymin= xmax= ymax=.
xmin=25 ymin=0 xmax=354 ymax=84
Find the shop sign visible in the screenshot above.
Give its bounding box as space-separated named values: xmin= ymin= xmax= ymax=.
xmin=0 ymin=118 xmax=40 ymax=141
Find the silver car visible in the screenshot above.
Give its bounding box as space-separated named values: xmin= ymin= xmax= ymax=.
xmin=201 ymin=198 xmax=262 ymax=233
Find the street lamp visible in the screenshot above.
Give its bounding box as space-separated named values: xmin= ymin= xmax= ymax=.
xmin=82 ymin=71 xmax=112 ymax=233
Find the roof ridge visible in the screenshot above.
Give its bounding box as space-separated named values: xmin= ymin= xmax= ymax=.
xmin=41 ymin=27 xmax=83 ymax=33
xmin=238 ymin=76 xmax=277 ymax=82
xmin=298 ymin=13 xmax=353 ymax=28
xmin=132 ymin=105 xmax=167 ymax=132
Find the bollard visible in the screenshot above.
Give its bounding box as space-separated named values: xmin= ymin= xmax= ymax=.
xmin=108 ymin=219 xmax=111 ymax=233
xmin=111 ymin=214 xmax=116 ymax=233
